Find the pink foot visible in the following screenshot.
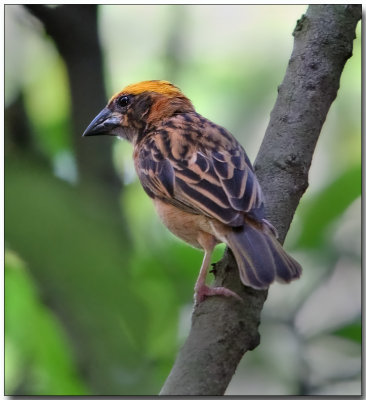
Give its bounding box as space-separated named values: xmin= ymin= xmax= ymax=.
xmin=194 ymin=284 xmax=242 ymax=304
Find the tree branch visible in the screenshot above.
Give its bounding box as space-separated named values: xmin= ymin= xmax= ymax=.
xmin=160 ymin=5 xmax=361 ymax=395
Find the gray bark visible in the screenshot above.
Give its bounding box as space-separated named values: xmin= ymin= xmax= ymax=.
xmin=160 ymin=5 xmax=361 ymax=396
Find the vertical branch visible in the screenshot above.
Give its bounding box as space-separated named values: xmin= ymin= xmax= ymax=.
xmin=25 ymin=5 xmax=123 ymax=215
xmin=254 ymin=4 xmax=362 ymax=238
xmin=160 ymin=5 xmax=361 ymax=395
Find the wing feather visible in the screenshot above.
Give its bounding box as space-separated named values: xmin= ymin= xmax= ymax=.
xmin=135 ymin=114 xmax=265 ymax=226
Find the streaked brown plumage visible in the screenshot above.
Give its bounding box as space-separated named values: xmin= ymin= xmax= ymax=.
xmin=83 ymin=80 xmax=302 ymax=303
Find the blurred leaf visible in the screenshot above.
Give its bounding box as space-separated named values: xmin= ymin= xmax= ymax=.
xmin=332 ymin=319 xmax=361 ymax=344
xmin=296 ymin=165 xmax=361 ymax=249
xmin=5 ymin=248 xmax=88 ymax=395
xmin=23 ymin=49 xmax=72 ymax=159
xmin=5 ymin=154 xmax=152 ymax=394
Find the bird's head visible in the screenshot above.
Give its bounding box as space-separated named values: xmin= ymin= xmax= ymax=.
xmin=83 ymin=80 xmax=194 ymax=144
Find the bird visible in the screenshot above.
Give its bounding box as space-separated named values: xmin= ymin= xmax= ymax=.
xmin=83 ymin=80 xmax=302 ymax=303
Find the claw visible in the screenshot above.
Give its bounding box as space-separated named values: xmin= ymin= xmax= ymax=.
xmin=194 ymin=284 xmax=243 ymax=304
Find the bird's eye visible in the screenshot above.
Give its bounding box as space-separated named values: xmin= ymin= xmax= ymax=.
xmin=117 ymin=96 xmax=130 ymax=107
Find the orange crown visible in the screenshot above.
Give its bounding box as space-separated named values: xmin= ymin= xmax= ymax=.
xmin=111 ymin=80 xmax=184 ymax=101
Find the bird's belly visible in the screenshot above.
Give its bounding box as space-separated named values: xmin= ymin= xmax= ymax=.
xmin=153 ymin=198 xmax=216 ymax=249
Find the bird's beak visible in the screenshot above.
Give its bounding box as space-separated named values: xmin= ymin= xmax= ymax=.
xmin=82 ymin=107 xmax=121 ymax=137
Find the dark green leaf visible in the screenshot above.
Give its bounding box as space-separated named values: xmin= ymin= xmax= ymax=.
xmin=332 ymin=319 xmax=361 ymax=343
xmin=296 ymin=165 xmax=361 ymax=249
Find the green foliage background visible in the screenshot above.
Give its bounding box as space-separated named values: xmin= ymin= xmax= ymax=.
xmin=5 ymin=5 xmax=361 ymax=395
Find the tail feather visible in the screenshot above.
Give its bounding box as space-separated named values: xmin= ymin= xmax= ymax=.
xmin=227 ymin=223 xmax=302 ymax=290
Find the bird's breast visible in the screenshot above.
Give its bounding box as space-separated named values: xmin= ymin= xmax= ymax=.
xmin=153 ymin=198 xmax=220 ymax=249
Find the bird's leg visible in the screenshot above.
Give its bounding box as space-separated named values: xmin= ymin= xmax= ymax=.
xmin=194 ymin=233 xmax=242 ymax=304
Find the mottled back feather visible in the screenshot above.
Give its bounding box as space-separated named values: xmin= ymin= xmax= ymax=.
xmin=134 ymin=112 xmax=264 ymax=227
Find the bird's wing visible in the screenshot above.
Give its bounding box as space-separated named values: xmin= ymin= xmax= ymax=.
xmin=135 ymin=117 xmax=264 ymax=227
